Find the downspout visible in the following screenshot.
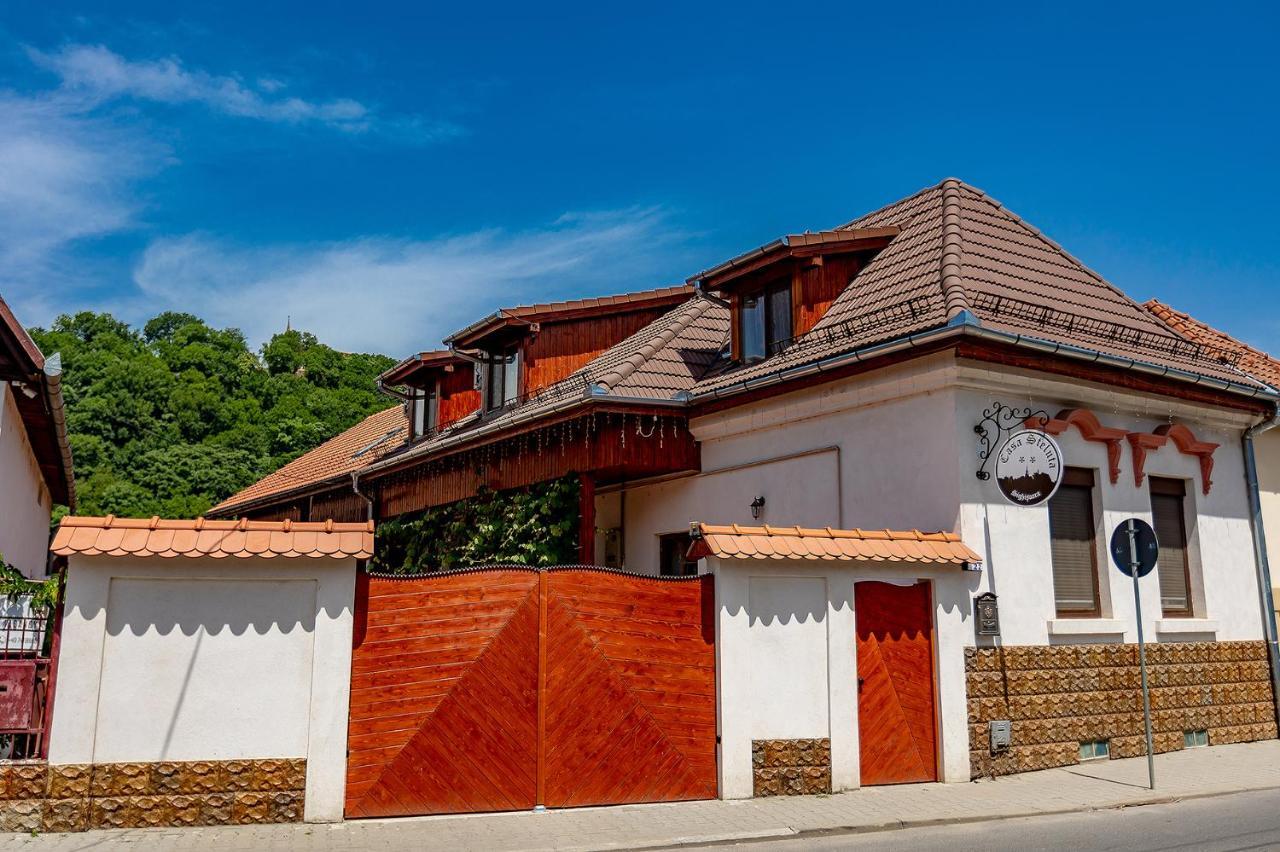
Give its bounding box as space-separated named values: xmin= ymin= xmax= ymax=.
xmin=351 ymin=471 xmax=374 ymax=522
xmin=1242 ymin=410 xmax=1280 ymax=726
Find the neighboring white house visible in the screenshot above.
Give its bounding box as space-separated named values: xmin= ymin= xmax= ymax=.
xmin=0 ymin=295 xmax=75 ymax=578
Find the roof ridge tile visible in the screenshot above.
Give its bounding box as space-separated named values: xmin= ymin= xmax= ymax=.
xmin=940 ymin=178 xmax=975 ymax=320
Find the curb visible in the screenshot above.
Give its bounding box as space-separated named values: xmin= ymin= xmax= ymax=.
xmin=629 ymin=784 xmax=1280 ymax=851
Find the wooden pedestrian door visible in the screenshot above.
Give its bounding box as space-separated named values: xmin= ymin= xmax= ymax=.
xmin=855 ymin=580 xmax=938 ymax=785
xmin=345 ymin=568 xmax=717 ymax=818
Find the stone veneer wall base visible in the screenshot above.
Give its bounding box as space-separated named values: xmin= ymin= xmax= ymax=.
xmin=966 ymin=640 xmax=1277 ymax=778
xmin=0 ymin=758 xmax=306 ymax=833
xmin=752 ymin=738 xmax=832 ymax=796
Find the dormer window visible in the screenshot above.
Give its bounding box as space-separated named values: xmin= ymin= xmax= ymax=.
xmin=409 ymin=386 xmax=438 ymax=441
xmin=484 ymin=347 xmax=521 ymax=412
xmin=740 ymin=279 xmax=792 ymax=362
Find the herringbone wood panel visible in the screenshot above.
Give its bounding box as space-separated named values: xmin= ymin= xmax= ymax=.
xmin=544 ymin=572 xmax=717 ymax=806
xmin=345 ymin=571 xmax=539 ymax=817
xmin=855 ymin=581 xmax=937 ymax=785
xmin=344 ymin=569 xmax=717 ymax=817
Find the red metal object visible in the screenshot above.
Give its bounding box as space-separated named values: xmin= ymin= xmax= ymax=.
xmin=0 ymin=661 xmax=36 ymax=729
xmin=0 ymin=598 xmax=56 ymax=760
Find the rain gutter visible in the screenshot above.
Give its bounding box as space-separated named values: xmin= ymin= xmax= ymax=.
xmin=684 ymin=317 xmax=1280 ymax=404
xmin=41 ymin=353 xmax=76 ymax=511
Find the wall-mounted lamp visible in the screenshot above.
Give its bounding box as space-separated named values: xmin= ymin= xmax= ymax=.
xmin=750 ymin=496 xmax=766 ymax=520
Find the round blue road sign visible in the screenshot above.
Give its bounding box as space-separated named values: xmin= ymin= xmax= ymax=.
xmin=1110 ymin=518 xmax=1159 ymax=578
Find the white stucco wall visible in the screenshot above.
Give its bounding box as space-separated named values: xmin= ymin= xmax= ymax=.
xmin=613 ymin=353 xmax=962 ymax=575
xmin=953 ymin=368 xmax=1264 ymax=647
xmin=712 ymin=556 xmax=975 ymax=797
xmin=49 ymin=555 xmax=357 ymax=823
xmin=1254 ymin=427 xmax=1280 ymax=610
xmin=0 ymin=384 xmax=53 ymax=578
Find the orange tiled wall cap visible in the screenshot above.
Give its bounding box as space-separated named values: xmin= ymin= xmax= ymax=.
xmin=687 ymin=523 xmax=981 ymax=564
xmin=51 ymin=516 xmax=375 ymax=560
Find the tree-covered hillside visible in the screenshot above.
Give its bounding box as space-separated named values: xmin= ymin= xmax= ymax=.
xmin=29 ymin=312 xmax=396 ymax=521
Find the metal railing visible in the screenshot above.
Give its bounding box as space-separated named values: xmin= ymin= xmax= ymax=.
xmin=0 ymin=602 xmax=57 ymax=761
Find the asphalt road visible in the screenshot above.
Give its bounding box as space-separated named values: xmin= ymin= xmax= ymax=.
xmin=701 ymin=788 xmax=1280 ymax=852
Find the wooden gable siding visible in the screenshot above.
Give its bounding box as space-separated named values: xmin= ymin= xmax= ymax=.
xmin=522 ymin=309 xmax=671 ymax=396
xmin=793 ymin=255 xmax=862 ymax=338
xmin=375 ymin=413 xmax=698 ymax=518
xmin=237 ymin=488 xmax=367 ymax=523
xmin=438 ymin=364 xmax=481 ymax=429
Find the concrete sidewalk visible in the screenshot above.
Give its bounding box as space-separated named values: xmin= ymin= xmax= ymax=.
xmin=5 ymin=740 xmax=1280 ymax=851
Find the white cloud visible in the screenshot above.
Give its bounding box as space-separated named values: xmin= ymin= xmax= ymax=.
xmin=131 ymin=208 xmax=693 ymax=355
xmin=0 ymin=91 xmax=164 ymax=319
xmin=27 ymin=44 xmax=458 ymax=140
xmin=0 ymin=42 xmax=463 ymax=328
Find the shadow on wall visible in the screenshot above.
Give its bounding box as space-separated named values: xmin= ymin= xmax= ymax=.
xmin=745 ymin=583 xmax=830 ymax=628
xmin=72 ymin=577 xmax=333 ymax=637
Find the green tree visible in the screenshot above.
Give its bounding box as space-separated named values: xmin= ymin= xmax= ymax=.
xmin=28 ymin=312 xmax=395 ymax=521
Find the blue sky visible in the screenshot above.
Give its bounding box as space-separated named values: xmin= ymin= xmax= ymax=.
xmin=1 ymin=2 xmax=1277 ymax=356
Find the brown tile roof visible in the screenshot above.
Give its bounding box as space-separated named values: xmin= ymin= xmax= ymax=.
xmin=1144 ymin=301 xmax=1280 ymax=390
xmin=686 ymin=523 xmax=980 ymax=564
xmin=358 ymin=296 xmax=730 ymax=477
xmin=210 ymin=405 xmax=407 ymax=515
xmin=219 ymin=180 xmax=1274 ymax=516
xmin=690 ymin=178 xmax=1263 ymax=396
xmin=51 ymin=516 xmax=374 ymax=560
xmin=446 ymin=285 xmax=693 ymax=346
xmin=216 ymin=290 xmax=713 ymax=513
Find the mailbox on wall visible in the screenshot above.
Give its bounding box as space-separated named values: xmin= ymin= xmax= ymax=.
xmin=974 ymin=592 xmax=1000 ymax=638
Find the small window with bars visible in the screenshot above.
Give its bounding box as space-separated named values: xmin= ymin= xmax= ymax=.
xmin=1048 ymin=468 xmax=1101 ymax=617
xmin=1150 ymin=477 xmax=1193 ymax=616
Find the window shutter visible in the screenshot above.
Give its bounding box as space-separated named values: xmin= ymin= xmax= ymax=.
xmin=1150 ymin=478 xmax=1191 ymax=614
xmin=1048 ymin=470 xmax=1098 ymax=614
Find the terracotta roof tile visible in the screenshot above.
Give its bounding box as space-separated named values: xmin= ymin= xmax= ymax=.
xmin=690 ymin=178 xmax=1265 ymax=396
xmin=210 ymin=405 xmax=407 ymax=516
xmin=360 ymin=296 xmax=730 ymax=475
xmin=51 ymin=516 xmax=375 ymax=560
xmin=1145 ymin=300 xmax=1280 ymax=390
xmin=687 ymin=523 xmax=980 ymax=564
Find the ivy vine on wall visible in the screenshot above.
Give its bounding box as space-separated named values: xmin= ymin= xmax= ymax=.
xmin=370 ymin=475 xmax=582 ymax=574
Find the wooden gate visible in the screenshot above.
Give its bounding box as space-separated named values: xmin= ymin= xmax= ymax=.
xmin=855 ymin=580 xmax=938 ymax=786
xmin=345 ymin=568 xmax=716 ymax=818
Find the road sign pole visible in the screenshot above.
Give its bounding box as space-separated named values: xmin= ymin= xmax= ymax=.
xmin=1127 ymin=519 xmax=1156 ymax=791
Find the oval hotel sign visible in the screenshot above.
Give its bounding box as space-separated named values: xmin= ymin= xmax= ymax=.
xmin=995 ymin=430 xmax=1063 ymax=507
